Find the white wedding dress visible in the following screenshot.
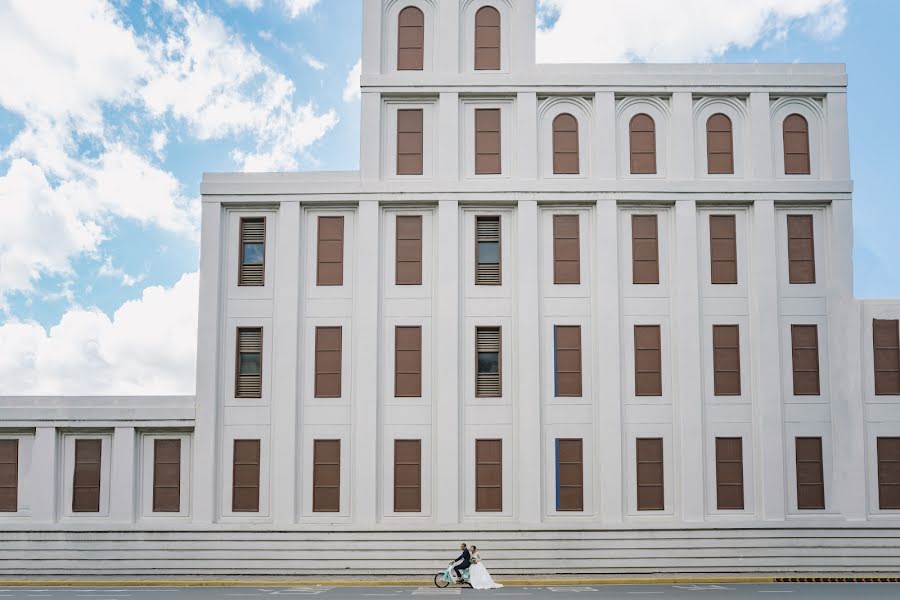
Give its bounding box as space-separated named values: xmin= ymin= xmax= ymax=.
xmin=468 ymin=553 xmax=503 ymax=590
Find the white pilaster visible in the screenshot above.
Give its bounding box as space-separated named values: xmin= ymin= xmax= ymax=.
xmin=271 ymin=201 xmax=301 ymax=525
xmin=193 ymin=201 xmax=222 ymax=524
xmin=360 ymin=92 xmax=381 ymax=183
xmin=594 ymin=201 xmax=623 ymax=523
xmin=438 ymin=92 xmax=460 ymax=181
xmin=516 ymin=199 xmax=542 ymax=524
xmin=30 ymin=427 xmax=56 ymax=523
xmin=110 ymin=427 xmax=135 ymax=523
xmin=352 ymin=200 xmax=380 ymax=526
xmin=360 ymin=0 xmax=381 ymax=75
xmin=749 ymin=92 xmax=774 ymax=180
xmin=593 ymin=92 xmax=617 ymax=180
xmin=435 ymin=200 xmax=460 ymax=524
xmin=750 ymin=200 xmax=786 ymax=520
xmin=436 ymin=0 xmax=460 ymax=73
xmin=516 ymin=92 xmax=538 ymax=180
xmin=670 ymin=92 xmax=695 ymax=179
xmin=826 ymin=93 xmax=851 ymax=181
xmin=672 ymin=200 xmax=704 ymax=522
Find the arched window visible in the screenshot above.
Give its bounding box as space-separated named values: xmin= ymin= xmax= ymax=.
xmin=552 ymin=113 xmax=579 ymax=174
xmin=397 ymin=6 xmax=424 ymax=71
xmin=474 ymin=6 xmax=501 ymax=70
xmin=706 ymin=113 xmax=734 ymax=174
xmin=783 ymin=113 xmax=810 ymax=174
xmin=629 ymin=113 xmax=656 ymax=174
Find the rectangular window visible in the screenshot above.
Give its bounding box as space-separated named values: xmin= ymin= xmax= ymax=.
xmin=712 ymin=324 xmax=741 ymax=396
xmin=0 ymin=439 xmax=17 ymax=512
xmin=152 ymin=439 xmax=181 ymax=513
xmin=795 ymin=437 xmax=825 ymax=510
xmin=877 ymin=437 xmax=900 ymax=510
xmin=238 ymin=217 xmax=265 ymax=286
xmin=313 ymin=439 xmax=341 ymax=512
xmin=791 ymin=324 xmax=820 ymax=396
xmin=874 ymin=319 xmax=900 ymax=395
xmin=636 ymin=438 xmax=664 ymax=511
xmin=316 ymin=216 xmax=344 ymax=286
xmin=555 ymin=438 xmax=583 ymax=511
xmin=787 ymin=214 xmax=816 ymax=284
xmin=475 ymin=327 xmax=501 ymax=398
xmin=553 ymin=214 xmax=580 ymax=285
xmin=709 ymin=214 xmax=737 ymax=284
xmin=475 ymin=216 xmax=501 ymax=285
xmin=72 ymin=439 xmax=101 ymax=513
xmin=314 ymin=326 xmax=342 ymax=398
xmin=395 ymin=326 xmax=422 ymax=398
xmin=634 ymin=325 xmax=662 ymax=396
xmin=475 ymin=439 xmax=502 ymax=512
xmin=395 ymin=215 xmax=423 ymax=285
xmin=232 ymin=439 xmax=260 ymax=513
xmin=715 ymin=437 xmax=744 ymax=510
xmin=396 ymin=109 xmax=423 ymax=175
xmin=631 ymin=214 xmax=659 ymax=285
xmin=474 ymin=109 xmax=501 ymax=174
xmin=235 ymin=327 xmax=263 ymax=399
xmin=393 ymin=439 xmax=421 ymax=512
xmin=554 ymin=325 xmax=582 ymax=397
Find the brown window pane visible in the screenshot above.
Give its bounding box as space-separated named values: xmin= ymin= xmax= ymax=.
xmin=395 ymin=215 xmax=423 ymax=285
xmin=713 ymin=324 xmax=741 ymax=396
xmin=474 ymin=108 xmax=501 ymax=174
xmin=874 ymin=319 xmax=900 ymax=395
xmin=715 ymin=437 xmax=744 ymax=510
xmin=317 ymin=216 xmax=344 ymax=286
xmin=706 ymin=113 xmax=734 ymax=174
xmin=315 ymin=326 xmax=342 ymax=398
xmin=395 ymin=326 xmax=422 ymax=398
xmin=235 ymin=327 xmax=263 ymax=399
xmin=232 ymin=439 xmax=260 ymax=512
xmin=791 ymin=324 xmax=820 ymax=396
xmin=0 ymin=439 xmax=18 ymax=512
xmin=634 ymin=325 xmax=662 ymax=396
xmin=783 ymin=113 xmax=810 ymax=175
xmin=397 ymin=6 xmax=424 ymax=71
xmin=632 ymin=214 xmax=659 ymax=284
xmin=554 ymin=325 xmax=582 ymax=397
xmin=238 ymin=217 xmax=265 ymax=286
xmin=72 ymin=439 xmax=101 ymax=513
xmin=475 ymin=439 xmax=502 ymax=511
xmin=795 ymin=437 xmax=825 ymax=510
xmin=553 ymin=214 xmax=580 ymax=285
xmin=556 ymin=438 xmax=583 ymax=511
xmin=474 ymin=6 xmax=500 ymax=70
xmin=313 ymin=440 xmax=341 ymax=512
xmin=397 ymin=109 xmax=423 ymax=175
xmin=153 ymin=439 xmax=181 ymax=513
xmin=636 ymin=438 xmax=664 ymax=511
xmin=394 ymin=439 xmax=421 ymax=512
xmin=476 ymin=326 xmax=502 ymax=397
xmin=475 ymin=215 xmax=501 ymax=285
xmin=877 ymin=437 xmax=900 ymax=509
xmin=629 ymin=113 xmax=656 ymax=174
xmin=709 ymin=214 xmax=737 ymax=284
xmin=552 ymin=113 xmax=579 ymax=174
xmin=787 ymin=214 xmax=815 ymax=284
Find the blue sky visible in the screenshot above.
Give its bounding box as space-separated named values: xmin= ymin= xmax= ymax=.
xmin=0 ymin=0 xmax=896 ymax=394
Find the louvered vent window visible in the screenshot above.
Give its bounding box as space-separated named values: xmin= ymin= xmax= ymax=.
xmin=236 ymin=327 xmax=263 ymax=398
xmin=475 ymin=216 xmax=501 ymax=285
xmin=476 ymin=326 xmax=501 ymax=397
xmin=238 ymin=217 xmax=265 ymax=286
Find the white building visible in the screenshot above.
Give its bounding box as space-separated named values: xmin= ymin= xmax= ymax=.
xmin=2 ymin=0 xmax=900 ymax=577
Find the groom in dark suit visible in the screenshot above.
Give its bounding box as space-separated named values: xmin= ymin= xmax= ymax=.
xmin=449 ymin=543 xmax=471 ymax=582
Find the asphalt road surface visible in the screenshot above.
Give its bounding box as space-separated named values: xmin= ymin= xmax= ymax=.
xmin=0 ymin=584 xmax=899 ymax=600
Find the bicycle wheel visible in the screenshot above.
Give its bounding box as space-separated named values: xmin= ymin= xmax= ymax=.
xmin=434 ymin=572 xmax=450 ymax=588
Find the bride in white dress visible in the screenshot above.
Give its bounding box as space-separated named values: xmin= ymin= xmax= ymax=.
xmin=467 ymin=546 xmax=503 ymax=590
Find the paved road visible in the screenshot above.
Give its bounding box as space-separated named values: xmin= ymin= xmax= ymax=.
xmin=0 ymin=584 xmax=898 ymax=600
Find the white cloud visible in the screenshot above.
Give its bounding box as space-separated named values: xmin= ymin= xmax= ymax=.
xmin=536 ymin=0 xmax=847 ymax=63
xmin=225 ymin=0 xmax=264 ymax=11
xmin=0 ymin=272 xmax=199 ymax=395
xmin=342 ymin=58 xmax=362 ymax=103
xmin=282 ymin=0 xmax=319 ymax=19
xmin=258 ymin=29 xmax=273 ymax=41
xmin=151 ymin=129 xmax=168 ymax=158
xmin=303 ymin=53 xmax=326 ymax=71
xmin=98 ymin=257 xmax=146 ymax=288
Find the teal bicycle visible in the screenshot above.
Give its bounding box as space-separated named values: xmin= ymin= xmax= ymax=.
xmin=434 ymin=566 xmax=471 ymax=588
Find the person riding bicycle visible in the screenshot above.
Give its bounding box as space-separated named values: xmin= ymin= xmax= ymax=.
xmin=448 ymin=542 xmax=471 ymax=582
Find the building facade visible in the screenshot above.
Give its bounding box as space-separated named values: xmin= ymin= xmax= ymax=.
xmin=2 ymin=0 xmax=900 ymax=576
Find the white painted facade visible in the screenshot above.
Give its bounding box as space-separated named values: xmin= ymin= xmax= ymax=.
xmin=2 ymin=0 xmax=900 ymax=576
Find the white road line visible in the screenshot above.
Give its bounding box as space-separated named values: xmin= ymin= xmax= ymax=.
xmin=627 ymin=593 xmax=665 ymax=595
xmin=758 ymin=592 xmax=794 ymax=594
